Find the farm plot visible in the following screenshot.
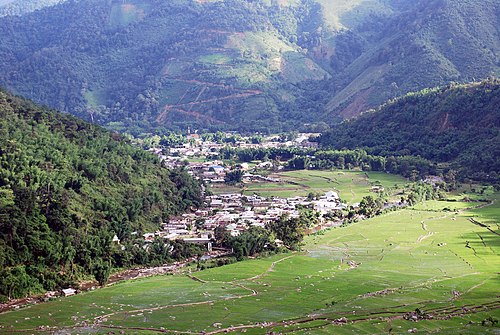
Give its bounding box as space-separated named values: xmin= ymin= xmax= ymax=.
xmin=1 ymin=196 xmax=498 ymax=334
xmin=244 ymin=170 xmax=406 ymax=203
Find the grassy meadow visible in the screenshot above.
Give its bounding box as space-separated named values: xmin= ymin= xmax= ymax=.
xmin=242 ymin=170 xmax=406 ymax=203
xmin=1 ymin=192 xmax=498 ymax=334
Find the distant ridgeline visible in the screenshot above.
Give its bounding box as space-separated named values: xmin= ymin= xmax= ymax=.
xmin=0 ymin=89 xmax=202 ymax=300
xmin=318 ymin=80 xmax=500 ymax=182
xmin=0 ymin=0 xmax=499 ymax=133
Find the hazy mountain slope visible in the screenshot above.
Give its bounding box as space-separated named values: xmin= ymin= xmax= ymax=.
xmin=0 ymin=0 xmax=66 ymax=16
xmin=0 ymin=89 xmax=202 ymax=298
xmin=321 ymin=0 xmax=500 ymax=119
xmin=318 ymin=79 xmax=500 ymax=181
xmin=0 ymin=0 xmax=333 ymax=133
xmin=0 ymin=0 xmax=498 ymax=133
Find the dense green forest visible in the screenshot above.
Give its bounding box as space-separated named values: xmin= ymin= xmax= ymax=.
xmin=0 ymin=0 xmax=65 ymax=16
xmin=0 ymin=0 xmax=333 ymax=133
xmin=0 ymin=0 xmax=498 ymax=133
xmin=322 ymin=0 xmax=500 ymax=119
xmin=0 ymin=89 xmax=203 ymax=300
xmin=319 ymin=80 xmax=500 ymax=182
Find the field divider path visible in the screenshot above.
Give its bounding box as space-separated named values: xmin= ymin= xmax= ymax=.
xmin=187 ymin=274 xmax=208 ymax=283
xmin=92 ymin=255 xmax=298 ymax=328
xmin=416 ymin=210 xmax=458 ymax=243
xmin=92 ymin=283 xmax=258 ymax=327
xmin=469 ymin=217 xmax=500 ymax=236
xmin=245 ymin=254 xmax=297 ymax=281
xmin=349 ymin=201 xmax=497 ymax=308
xmin=13 ymin=298 xmax=500 ymax=335
xmin=8 ymin=201 xmax=498 ymax=334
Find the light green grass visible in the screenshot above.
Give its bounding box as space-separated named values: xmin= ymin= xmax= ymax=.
xmin=281 ymin=52 xmax=329 ymax=83
xmin=209 ymin=184 xmax=242 ymax=195
xmin=158 ymin=80 xmax=201 ymax=105
xmin=83 ymin=89 xmax=107 ymax=108
xmin=316 ymin=0 xmax=393 ymax=30
xmin=198 ymin=53 xmax=232 ymax=65
xmin=244 ymin=170 xmax=406 ymax=203
xmin=411 ymin=200 xmax=476 ymax=212
xmin=184 ymin=157 xmax=206 ymax=163
xmin=2 ymin=195 xmax=498 ymax=334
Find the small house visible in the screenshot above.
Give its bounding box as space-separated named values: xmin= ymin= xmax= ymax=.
xmin=62 ymin=288 xmax=76 ymax=297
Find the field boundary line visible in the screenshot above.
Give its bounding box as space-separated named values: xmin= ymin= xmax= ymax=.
xmin=246 ymin=254 xmax=297 ymax=281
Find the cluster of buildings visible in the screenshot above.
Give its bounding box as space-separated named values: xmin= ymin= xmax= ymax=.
xmin=141 ymin=191 xmax=346 ymax=251
xmin=141 ymin=132 xmax=344 ymax=250
xmin=151 ymin=132 xmax=319 ymax=170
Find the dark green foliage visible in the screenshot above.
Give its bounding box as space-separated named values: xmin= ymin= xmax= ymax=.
xmin=0 ymin=266 xmax=43 ymax=299
xmin=220 ymin=146 xmax=435 ymax=180
xmin=266 ymin=215 xmax=307 ymax=250
xmin=219 ymin=146 xmax=309 ymax=163
xmin=228 ymin=227 xmax=273 ymax=261
xmin=0 ymin=0 xmax=332 ymax=134
xmin=93 ymin=260 xmax=111 ymax=286
xmin=1 ymin=0 xmax=498 ymax=132
xmin=287 ymin=156 xmax=311 ymax=170
xmin=323 ymin=0 xmax=500 ymax=118
xmin=224 ymin=169 xmax=243 ymax=185
xmin=319 ymin=80 xmax=500 ymax=182
xmin=402 ymin=183 xmax=442 ymax=206
xmin=359 ymin=196 xmax=384 ymax=218
xmin=215 ymin=217 xmax=307 ymax=259
xmin=170 ymin=240 xmax=204 ymax=261
xmin=0 ymin=89 xmax=202 ymax=298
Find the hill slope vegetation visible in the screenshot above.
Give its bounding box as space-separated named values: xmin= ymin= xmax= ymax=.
xmin=318 ymin=79 xmax=500 ymax=182
xmin=0 ymin=0 xmax=66 ymax=16
xmin=0 ymin=89 xmax=202 ymax=299
xmin=321 ymin=0 xmax=500 ymax=119
xmin=0 ymin=0 xmax=498 ymax=132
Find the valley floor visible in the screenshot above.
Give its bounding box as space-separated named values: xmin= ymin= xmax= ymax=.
xmin=1 ymin=196 xmax=499 ymax=334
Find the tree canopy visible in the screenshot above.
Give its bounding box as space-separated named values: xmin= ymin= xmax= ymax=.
xmin=319 ymin=80 xmax=500 ymax=182
xmin=0 ymin=89 xmax=202 ymax=299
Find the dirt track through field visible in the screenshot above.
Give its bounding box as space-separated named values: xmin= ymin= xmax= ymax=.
xmin=91 ymin=255 xmax=295 ymax=327
xmin=155 ymin=89 xmax=262 ymax=123
xmin=92 ymin=299 xmax=500 ymax=335
xmin=7 ymin=202 xmax=499 ymax=334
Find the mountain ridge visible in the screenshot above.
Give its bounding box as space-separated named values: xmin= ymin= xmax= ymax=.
xmin=0 ymin=0 xmax=65 ymax=16
xmin=318 ymin=79 xmax=500 ymax=181
xmin=0 ymin=0 xmax=498 ymax=133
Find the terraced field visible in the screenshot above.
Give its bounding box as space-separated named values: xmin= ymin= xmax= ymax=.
xmin=1 ymin=194 xmax=498 ymax=334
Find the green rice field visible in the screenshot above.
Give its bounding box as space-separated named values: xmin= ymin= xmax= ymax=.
xmin=1 ymin=193 xmax=498 ymax=334
xmin=243 ymin=170 xmax=407 ymax=203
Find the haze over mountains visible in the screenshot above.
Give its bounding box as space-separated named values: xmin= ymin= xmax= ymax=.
xmin=0 ymin=0 xmax=499 ymax=133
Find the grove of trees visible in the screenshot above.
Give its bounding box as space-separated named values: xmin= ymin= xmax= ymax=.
xmin=0 ymin=90 xmax=203 ymax=300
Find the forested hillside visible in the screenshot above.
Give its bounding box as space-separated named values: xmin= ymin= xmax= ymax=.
xmin=0 ymin=0 xmax=333 ymax=133
xmin=0 ymin=89 xmax=202 ymax=300
xmin=0 ymin=0 xmax=65 ymax=16
xmin=321 ymin=0 xmax=500 ymax=119
xmin=319 ymin=79 xmax=500 ymax=182
xmin=0 ymin=0 xmax=498 ymax=133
